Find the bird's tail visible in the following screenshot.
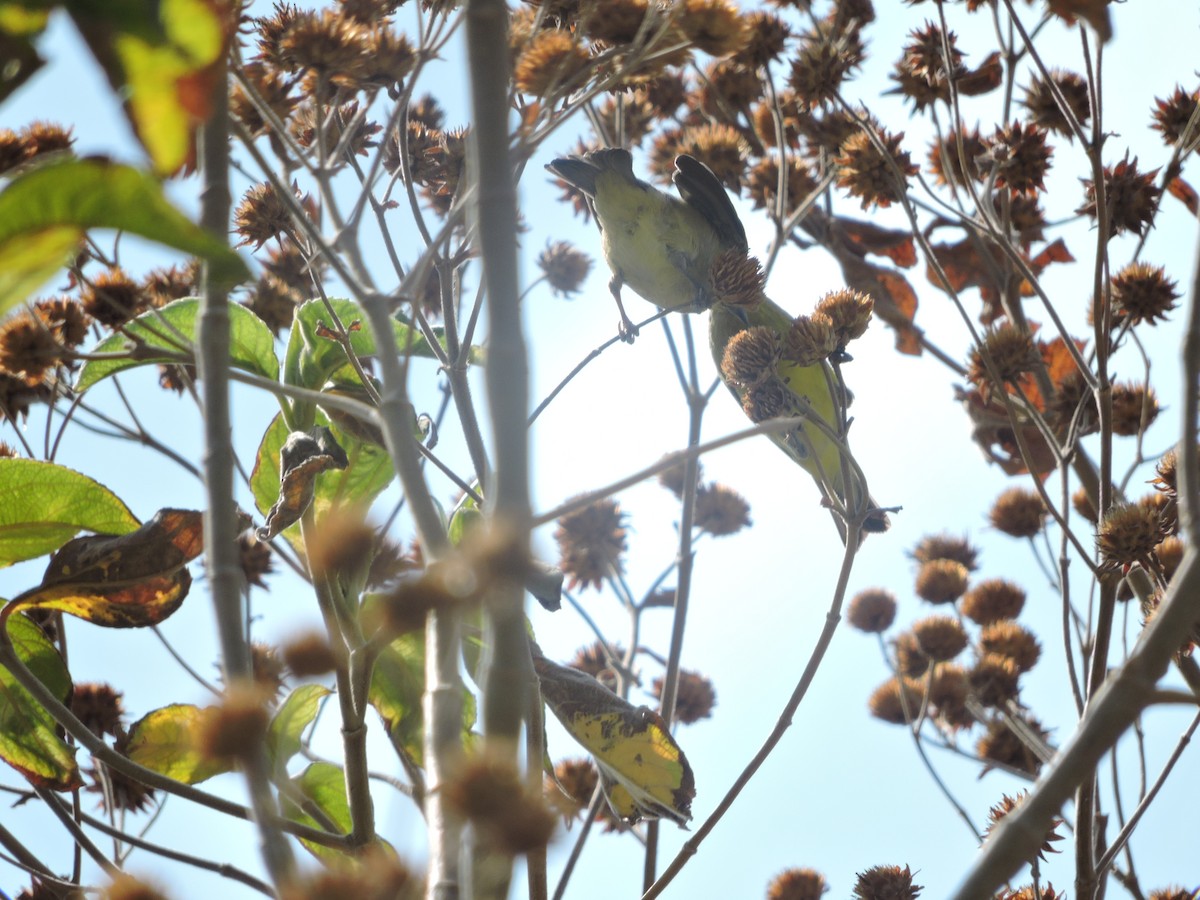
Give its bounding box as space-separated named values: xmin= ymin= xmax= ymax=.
xmin=545 ymin=148 xmax=636 ymax=198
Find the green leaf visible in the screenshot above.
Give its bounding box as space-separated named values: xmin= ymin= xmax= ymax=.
xmin=280 ymin=762 xmax=350 ymax=863
xmin=268 ymin=684 xmax=330 ymax=770
xmin=0 ymin=459 xmax=140 ymax=567
xmin=282 ymin=299 xmax=457 ymax=394
xmin=0 ymin=613 xmax=78 ymax=790
xmin=125 ymin=703 xmax=233 ymax=785
xmin=68 ymin=0 xmax=227 ymax=174
xmin=0 ymin=159 xmax=249 ymax=312
xmin=249 ymin=413 xmax=395 ymax=552
xmin=368 ymin=631 xmax=425 ymax=764
xmin=75 ymin=298 xmax=279 ymax=392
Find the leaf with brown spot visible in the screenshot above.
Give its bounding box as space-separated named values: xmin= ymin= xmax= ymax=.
xmin=830 ymin=217 xmax=918 ymax=268
xmin=256 ymin=427 xmax=349 ymax=541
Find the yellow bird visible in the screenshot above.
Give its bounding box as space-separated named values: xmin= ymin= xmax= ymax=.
xmin=550 ymin=148 xmax=887 ymax=535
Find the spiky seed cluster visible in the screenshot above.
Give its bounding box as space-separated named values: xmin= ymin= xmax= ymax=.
xmin=911 ymin=534 xmax=979 ymax=570
xmin=196 ymin=684 xmax=271 ymax=762
xmin=569 ymin=640 xmax=624 ymax=680
xmin=1072 ymin=487 xmax=1098 ymax=523
xmin=514 ymin=30 xmax=591 ymax=97
xmin=0 ymin=309 xmax=64 ymax=387
xmin=912 ymin=615 xmax=967 ymax=662
xmin=1097 ymin=502 xmax=1164 ymax=573
xmin=788 ymin=28 xmax=861 ymax=109
xmin=700 ymin=60 xmax=764 ymax=113
xmin=847 ymin=588 xmax=897 ymax=633
xmin=1047 ymin=369 xmax=1098 ymax=437
xmin=836 ymin=128 xmax=917 ymax=209
xmin=537 ymin=241 xmax=592 ymax=297
xmin=976 ymin=716 xmax=1048 ymax=776
xmin=663 ymin=123 xmax=747 ymax=190
xmin=1147 ymin=888 xmax=1195 ymax=900
xmin=80 ymin=269 xmax=147 ymax=329
xmin=1152 ymin=449 xmax=1180 ymax=498
xmin=722 ymin=326 xmax=778 ymax=387
xmin=767 ymin=867 xmax=828 ymax=900
xmin=980 ymin=621 xmax=1041 ymax=673
xmin=1110 ymin=382 xmax=1159 ymax=436
xmin=985 ymin=121 xmax=1053 ymax=195
xmin=653 ymin=669 xmax=717 ymax=723
xmin=998 ymin=192 xmax=1048 ymax=247
xmin=580 ymin=0 xmax=650 ymax=44
xmin=0 ymin=121 xmax=74 ymax=176
xmin=999 ymin=885 xmax=1066 ymax=900
xmin=1022 ymin=70 xmax=1090 ymax=137
xmin=929 ymin=665 xmax=972 ymax=729
xmin=985 ymin=792 xmax=1063 ymax=861
xmin=961 ymin=578 xmax=1025 ymax=625
xmin=1156 ymin=535 xmax=1185 ymax=583
xmin=143 ymin=262 xmax=200 ymax=307
xmin=783 ymin=313 xmax=837 ymax=365
xmin=891 ymin=23 xmax=961 ymax=110
xmin=249 ymin=642 xmax=286 ymax=699
xmin=86 ymin=759 xmax=157 ymax=815
xmin=694 ymin=483 xmax=753 ymax=536
xmin=282 ymin=629 xmax=340 ymax=677
xmin=966 ymin=323 xmax=1039 ymax=395
xmin=278 ymin=848 xmax=418 ymax=900
xmin=545 ymin=758 xmax=600 ymax=823
xmin=894 ymin=631 xmax=930 ymax=677
xmin=743 ymin=377 xmax=793 ymax=422
xmin=851 ymin=865 xmax=923 ymax=900
xmin=70 ymin=683 xmax=125 ymax=738
xmin=1078 ymin=155 xmax=1162 ymax=238
xmin=927 ymin=127 xmax=985 ymax=186
xmin=554 ymin=497 xmax=627 ymax=591
xmin=815 ymin=289 xmax=872 ymax=346
xmin=1109 ymin=262 xmax=1178 ymax=327
xmin=711 ymin=251 xmax=766 ymax=308
xmin=867 ymin=677 xmax=922 ymax=725
xmin=989 ymin=487 xmax=1046 ymax=538
xmin=442 ymin=755 xmax=556 ymax=855
xmin=657 ymin=455 xmax=701 ymax=497
xmin=914 ymin=559 xmax=969 ymax=605
xmin=969 ymin=653 xmax=1020 ymax=707
xmin=234 ymin=182 xmax=301 ymax=249
xmin=677 ymin=0 xmax=748 ymax=58
xmin=798 ymin=108 xmax=859 ymax=158
xmin=737 ymin=12 xmax=791 ymax=68
xmin=1151 ymin=86 xmax=1200 ymax=146
xmin=746 ymin=156 xmax=818 ymax=214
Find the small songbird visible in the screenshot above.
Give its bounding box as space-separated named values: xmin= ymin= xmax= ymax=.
xmin=546 ymin=148 xmax=747 ymax=341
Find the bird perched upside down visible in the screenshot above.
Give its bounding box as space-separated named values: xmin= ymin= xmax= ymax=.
xmin=548 ymin=147 xmax=890 ymax=537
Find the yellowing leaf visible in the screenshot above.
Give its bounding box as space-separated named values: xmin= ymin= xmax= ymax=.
xmin=533 ymin=649 xmax=695 ymax=827
xmin=125 ymin=703 xmax=232 ymax=784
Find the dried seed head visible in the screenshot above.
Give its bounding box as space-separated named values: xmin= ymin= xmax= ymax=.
xmin=0 ymin=129 xmax=26 ymax=175
xmin=678 ymin=0 xmax=748 ymax=58
xmin=86 ymin=761 xmax=157 ymax=815
xmin=910 ymin=533 xmax=979 ymax=570
xmin=836 ymin=128 xmax=917 ymax=209
xmin=721 ymin=326 xmax=779 ymax=388
xmin=985 ymin=792 xmax=1063 ymax=861
xmin=815 ymin=288 xmax=873 ymax=346
xmin=969 ymin=653 xmax=1020 ymax=708
xmin=1109 ymin=262 xmax=1178 ymax=327
xmin=234 ymin=182 xmax=300 ymax=249
xmin=998 ymin=885 xmax=1066 ymax=900
xmin=966 ymin=323 xmax=1039 ymax=396
xmin=662 ymin=122 xmax=747 ymax=191
xmin=443 ymin=755 xmax=556 ymax=855
xmin=746 ymin=155 xmax=818 ymax=213
xmin=927 ymin=126 xmax=986 ymax=186
xmin=17 ymin=121 xmax=74 ymax=164
xmin=143 ymin=262 xmax=200 ymax=307
xmin=102 ymin=873 xmax=171 ymax=900
xmin=700 ymin=59 xmax=764 ymax=114
xmin=278 ymin=8 xmax=371 ymax=79
xmin=783 ymin=312 xmax=838 ymax=366
xmin=196 ymin=683 xmax=271 ymax=762
xmin=711 ymin=250 xmax=766 ymax=309
xmin=537 ymin=241 xmax=592 ymax=297
xmin=1110 ymin=381 xmax=1159 ymax=437
xmin=545 ymin=758 xmax=605 ymax=825
xmin=71 ymin=683 xmax=125 ymax=738
xmin=278 ymin=847 xmax=418 ymax=900
xmin=894 ymin=630 xmax=930 ymax=678
xmin=867 ymin=676 xmax=923 ymax=725
xmin=580 ymin=0 xmax=650 ymax=44
xmin=852 ymin=865 xmax=923 ymax=900
xmin=1156 ymin=535 xmax=1185 ymax=584
xmin=797 ymin=107 xmax=859 ymax=157
xmin=555 ymin=497 xmax=627 ymax=590
xmin=694 ymin=483 xmax=752 ymax=536
xmin=1078 ymin=154 xmax=1162 ymax=238
xmin=515 ymin=29 xmax=590 ymax=97
xmin=568 ymin=640 xmax=624 ymax=681
xmin=1022 ymin=70 xmax=1090 ymax=137
xmin=657 ymin=455 xmax=701 ymax=498
xmin=1146 ymin=888 xmax=1195 ymax=900
xmin=736 ymin=11 xmax=791 ymax=68
xmin=1097 ymin=501 xmax=1164 ymax=574
xmin=980 ymin=621 xmax=1041 ymax=673
xmin=653 ymin=669 xmax=717 ymax=723
xmin=847 ymin=588 xmax=897 ymax=633
xmin=1047 ymin=369 xmax=1098 ymax=437
xmin=743 ymin=376 xmax=793 ymax=422
xmin=1152 ymin=448 xmax=1180 ymax=498
xmin=998 ymin=192 xmax=1048 ymax=247
xmin=989 ymin=487 xmax=1046 ymax=538
xmin=245 ymin=275 xmax=299 ymax=335
xmin=1072 ymin=486 xmax=1098 ymax=523
xmin=0 ymin=371 xmax=51 ymax=423
xmin=767 ymin=867 xmax=828 ymax=900
xmin=976 ymin=716 xmax=1048 ymax=776
xmin=1151 ymin=85 xmax=1200 ymax=147
xmin=281 ymin=629 xmax=340 ymax=677
xmin=984 ymin=121 xmax=1053 ymax=196
xmin=80 ymin=268 xmax=148 ymax=329
xmin=359 ymin=27 xmax=416 ymax=93
xmin=788 ymin=27 xmax=861 ymax=109
xmin=912 ymin=615 xmax=968 ymax=662
xmin=961 ymin=578 xmax=1025 ymax=625
xmin=929 ymin=664 xmax=973 ymax=730
xmin=890 ymin=22 xmax=961 ymax=110
xmin=0 ymin=308 xmax=63 ymax=386
xmin=914 ymin=559 xmax=969 ymax=605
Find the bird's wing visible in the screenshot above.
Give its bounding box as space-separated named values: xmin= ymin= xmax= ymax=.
xmin=672 ymin=155 xmax=748 ymax=252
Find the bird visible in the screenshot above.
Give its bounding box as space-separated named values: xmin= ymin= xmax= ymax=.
xmin=546 ymin=148 xmax=747 ymax=341
xmin=550 ymin=147 xmax=888 ymax=536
